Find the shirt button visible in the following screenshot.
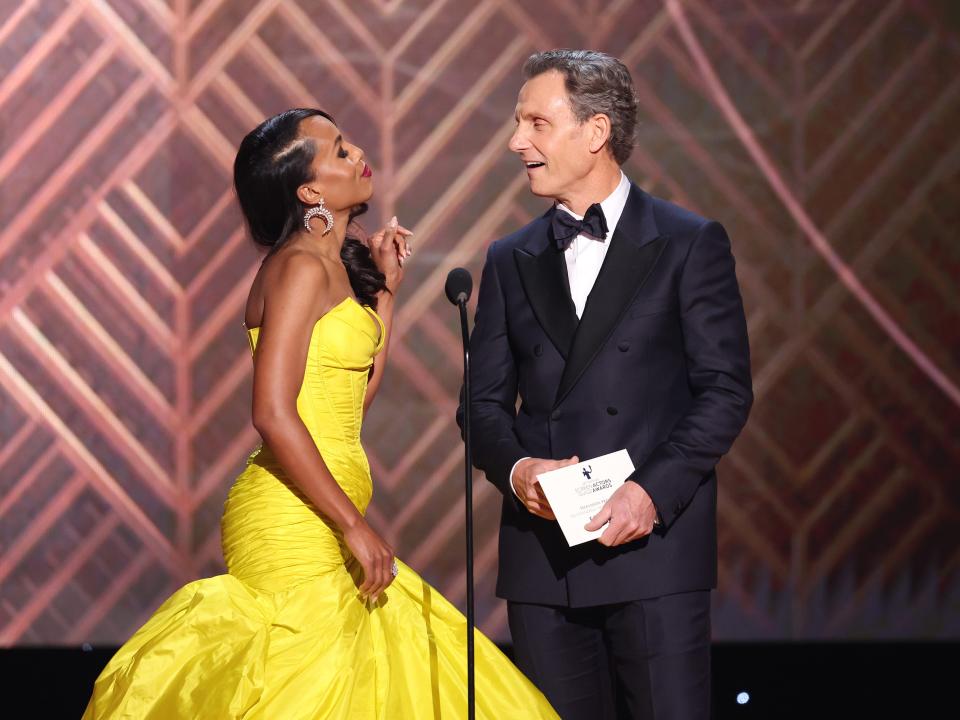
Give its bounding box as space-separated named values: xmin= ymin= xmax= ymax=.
xmin=533 ymin=343 xmax=543 ymax=357
xmin=606 ymin=406 xmax=618 ymax=416
xmin=618 ymin=341 xmax=630 ymax=352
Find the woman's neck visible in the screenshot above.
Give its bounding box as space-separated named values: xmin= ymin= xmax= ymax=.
xmin=286 ymin=231 xmax=341 ymax=262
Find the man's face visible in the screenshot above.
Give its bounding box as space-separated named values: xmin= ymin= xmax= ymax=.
xmin=508 ymin=71 xmax=594 ymax=201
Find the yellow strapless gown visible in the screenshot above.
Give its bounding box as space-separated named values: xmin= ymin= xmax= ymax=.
xmin=83 ymin=297 xmax=558 ymax=719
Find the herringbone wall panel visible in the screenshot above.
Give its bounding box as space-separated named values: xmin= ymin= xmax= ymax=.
xmin=1 ymin=0 xmax=958 ymax=644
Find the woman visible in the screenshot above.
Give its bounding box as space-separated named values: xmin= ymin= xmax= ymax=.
xmin=82 ymin=109 xmax=558 ymax=719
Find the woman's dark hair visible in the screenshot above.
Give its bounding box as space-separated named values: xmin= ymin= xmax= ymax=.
xmin=233 ymin=108 xmax=387 ymax=308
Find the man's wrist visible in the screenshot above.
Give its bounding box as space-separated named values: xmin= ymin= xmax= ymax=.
xmin=628 ymin=475 xmax=661 ymax=527
xmin=508 ymin=456 xmax=531 ymax=498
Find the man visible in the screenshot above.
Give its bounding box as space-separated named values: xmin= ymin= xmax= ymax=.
xmin=458 ymin=50 xmax=753 ymax=719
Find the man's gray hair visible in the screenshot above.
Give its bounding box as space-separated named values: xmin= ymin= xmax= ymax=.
xmin=521 ymin=49 xmax=639 ymax=165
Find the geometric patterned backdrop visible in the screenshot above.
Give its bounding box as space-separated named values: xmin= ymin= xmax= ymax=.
xmin=1 ymin=0 xmax=958 ymax=645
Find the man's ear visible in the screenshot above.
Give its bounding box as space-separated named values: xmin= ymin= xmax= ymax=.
xmin=297 ymin=183 xmax=323 ymax=205
xmin=588 ymin=113 xmax=612 ymax=155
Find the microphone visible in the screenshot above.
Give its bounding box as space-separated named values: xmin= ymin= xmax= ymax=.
xmin=445 ymin=266 xmax=475 ymax=720
xmin=445 ymin=267 xmax=473 ymax=305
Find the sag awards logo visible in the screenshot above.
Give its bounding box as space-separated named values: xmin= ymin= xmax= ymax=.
xmin=576 ymin=465 xmax=613 ymax=496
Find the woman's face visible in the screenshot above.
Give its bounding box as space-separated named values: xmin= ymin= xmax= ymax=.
xmin=298 ymin=114 xmax=373 ymax=213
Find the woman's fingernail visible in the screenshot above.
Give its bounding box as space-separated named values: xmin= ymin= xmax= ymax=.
xmin=390 ymin=216 xmax=398 ymax=227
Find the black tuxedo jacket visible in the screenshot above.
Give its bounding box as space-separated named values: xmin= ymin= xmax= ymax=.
xmin=459 ymin=183 xmax=753 ymax=607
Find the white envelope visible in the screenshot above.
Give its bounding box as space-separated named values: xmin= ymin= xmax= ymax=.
xmin=536 ymin=449 xmax=636 ymax=546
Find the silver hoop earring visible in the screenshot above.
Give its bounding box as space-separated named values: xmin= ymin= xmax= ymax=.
xmin=303 ymin=200 xmax=334 ymax=235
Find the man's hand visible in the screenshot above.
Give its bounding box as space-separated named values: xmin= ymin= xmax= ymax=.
xmin=584 ymin=482 xmax=658 ymax=547
xmin=512 ymin=456 xmax=579 ymax=520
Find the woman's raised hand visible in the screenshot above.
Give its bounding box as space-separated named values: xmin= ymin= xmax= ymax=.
xmin=368 ymin=216 xmax=413 ymax=291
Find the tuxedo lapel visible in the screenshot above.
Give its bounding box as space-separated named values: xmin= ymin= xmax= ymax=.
xmin=555 ymin=185 xmax=666 ymax=406
xmin=514 ymin=211 xmax=578 ymax=359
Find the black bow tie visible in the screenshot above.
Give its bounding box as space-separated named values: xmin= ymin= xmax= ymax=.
xmin=550 ymin=203 xmax=609 ymax=249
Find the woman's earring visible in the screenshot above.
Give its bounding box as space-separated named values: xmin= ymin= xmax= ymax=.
xmin=303 ymin=199 xmax=334 ymax=235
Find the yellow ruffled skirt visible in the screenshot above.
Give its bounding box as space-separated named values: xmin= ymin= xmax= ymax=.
xmin=83 ymin=455 xmax=558 ymax=719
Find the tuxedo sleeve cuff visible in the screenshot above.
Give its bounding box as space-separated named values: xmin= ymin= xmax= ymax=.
xmin=626 ymin=475 xmax=662 ymax=527
xmin=508 ymin=457 xmax=530 ymax=499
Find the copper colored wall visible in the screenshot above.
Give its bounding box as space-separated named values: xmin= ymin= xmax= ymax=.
xmin=1 ymin=0 xmax=958 ymax=645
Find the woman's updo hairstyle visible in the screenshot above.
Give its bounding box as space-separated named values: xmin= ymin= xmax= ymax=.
xmin=233 ymin=108 xmax=387 ymax=308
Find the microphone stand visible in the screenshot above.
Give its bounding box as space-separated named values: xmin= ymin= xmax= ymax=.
xmin=456 ymin=297 xmax=476 ymax=720
xmin=446 ymin=266 xmax=475 ymax=719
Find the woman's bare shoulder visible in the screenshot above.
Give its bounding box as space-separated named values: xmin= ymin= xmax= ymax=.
xmin=246 ymin=247 xmax=333 ymax=328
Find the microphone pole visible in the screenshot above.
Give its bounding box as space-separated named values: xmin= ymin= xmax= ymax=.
xmin=445 ymin=267 xmax=475 ymax=720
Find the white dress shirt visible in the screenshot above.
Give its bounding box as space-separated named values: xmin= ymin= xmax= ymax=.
xmin=509 ymin=172 xmax=633 ymax=495
xmin=557 ymin=170 xmax=632 ymax=319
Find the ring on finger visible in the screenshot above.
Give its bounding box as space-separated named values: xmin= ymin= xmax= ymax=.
xmin=391 ymin=560 xmax=399 ymax=577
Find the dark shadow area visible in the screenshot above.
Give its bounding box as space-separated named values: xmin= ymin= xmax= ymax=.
xmin=8 ymin=641 xmax=952 ymax=718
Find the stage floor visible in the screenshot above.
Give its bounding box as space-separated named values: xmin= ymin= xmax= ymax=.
xmin=4 ymin=642 xmax=952 ymax=717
